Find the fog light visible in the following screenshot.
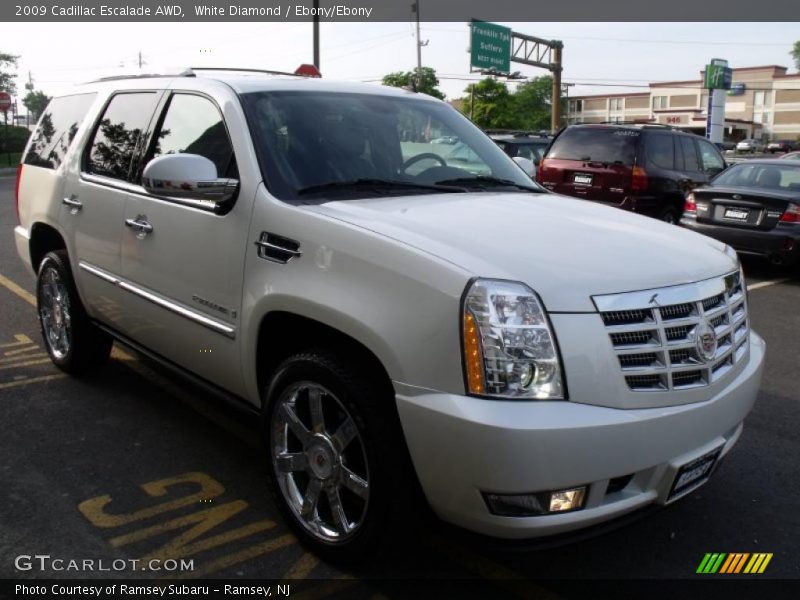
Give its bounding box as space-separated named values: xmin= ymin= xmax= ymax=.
xmin=549 ymin=487 xmax=586 ymax=512
xmin=483 ymin=486 xmax=588 ymax=517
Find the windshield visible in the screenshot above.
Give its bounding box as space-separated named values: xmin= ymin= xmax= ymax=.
xmin=241 ymin=90 xmax=539 ymax=200
xmin=547 ymin=127 xmax=639 ymax=165
xmin=711 ymin=163 xmax=800 ymax=191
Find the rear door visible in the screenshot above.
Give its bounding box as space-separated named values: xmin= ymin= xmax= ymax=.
xmin=61 ymin=91 xmax=162 ymax=319
xmin=539 ymin=127 xmax=639 ymax=206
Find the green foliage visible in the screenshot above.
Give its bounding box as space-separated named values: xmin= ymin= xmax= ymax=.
xmin=382 ymin=67 xmax=446 ymax=100
xmin=0 ymin=52 xmax=19 ymax=96
xmin=0 ymin=125 xmax=31 ymax=153
xmin=23 ymin=90 xmax=51 ymax=122
xmin=461 ymin=75 xmax=563 ymax=131
xmin=792 ymin=41 xmax=800 ymax=71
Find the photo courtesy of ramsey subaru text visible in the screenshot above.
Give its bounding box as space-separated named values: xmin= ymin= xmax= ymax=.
xmin=14 ymin=68 xmax=765 ymax=562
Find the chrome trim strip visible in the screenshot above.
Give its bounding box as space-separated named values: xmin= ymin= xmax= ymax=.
xmin=80 ymin=173 xmax=219 ymax=212
xmin=78 ymin=261 xmax=119 ymax=284
xmin=254 ymin=240 xmax=302 ymax=257
xmin=592 ymin=271 xmax=736 ymax=312
xmin=79 ymin=261 xmax=235 ymax=338
xmin=118 ymin=281 xmax=235 ymax=338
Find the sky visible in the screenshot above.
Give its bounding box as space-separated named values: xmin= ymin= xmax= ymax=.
xmin=2 ymin=21 xmax=798 ymax=107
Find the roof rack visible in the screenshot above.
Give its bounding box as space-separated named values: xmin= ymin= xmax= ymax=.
xmin=90 ymin=66 xmax=318 ymax=84
xmin=189 ymin=67 xmax=313 ymax=78
xmin=90 ymin=70 xmax=194 ymax=83
xmin=596 ymin=120 xmax=678 ymax=130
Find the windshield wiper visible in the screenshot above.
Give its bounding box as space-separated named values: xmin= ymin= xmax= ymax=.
xmin=434 ymin=176 xmax=542 ymax=192
xmin=297 ymin=178 xmax=465 ymax=196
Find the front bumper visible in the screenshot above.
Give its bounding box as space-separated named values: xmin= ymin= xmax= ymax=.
xmin=681 ymin=217 xmax=800 ymax=265
xmin=395 ymin=333 xmax=764 ymax=539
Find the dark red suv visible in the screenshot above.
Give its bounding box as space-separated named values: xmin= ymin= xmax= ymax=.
xmin=537 ymin=124 xmax=727 ymax=223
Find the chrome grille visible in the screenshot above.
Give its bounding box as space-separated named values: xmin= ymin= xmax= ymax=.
xmin=595 ymin=270 xmax=749 ymax=392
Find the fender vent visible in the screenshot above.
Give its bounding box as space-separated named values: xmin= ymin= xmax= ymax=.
xmin=255 ymin=232 xmax=302 ymax=264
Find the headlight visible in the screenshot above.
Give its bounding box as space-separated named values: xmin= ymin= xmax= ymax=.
xmin=462 ymin=279 xmax=565 ymax=400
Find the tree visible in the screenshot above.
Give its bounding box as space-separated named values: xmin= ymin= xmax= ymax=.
xmin=792 ymin=41 xmax=800 ymax=71
xmin=460 ymin=77 xmax=515 ymax=129
xmin=511 ymin=76 xmax=553 ymax=131
xmin=22 ymin=74 xmax=51 ymax=122
xmin=382 ymin=67 xmax=445 ymax=100
xmin=0 ymin=52 xmax=19 ymax=96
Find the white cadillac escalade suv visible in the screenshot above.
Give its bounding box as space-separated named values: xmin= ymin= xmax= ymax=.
xmin=13 ymin=69 xmax=764 ymax=561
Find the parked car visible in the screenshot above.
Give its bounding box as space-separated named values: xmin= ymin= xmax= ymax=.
xmin=767 ymin=139 xmax=799 ymax=154
xmin=15 ymin=70 xmax=764 ymax=562
xmin=779 ymin=150 xmax=800 ymax=161
xmin=681 ymin=160 xmax=800 ymax=267
xmin=430 ymin=135 xmax=458 ymax=145
xmin=736 ymin=139 xmax=764 ymax=153
xmin=714 ymin=140 xmax=737 ymax=153
xmin=537 ymin=123 xmax=727 ymax=223
xmin=491 ymin=132 xmax=552 ymax=165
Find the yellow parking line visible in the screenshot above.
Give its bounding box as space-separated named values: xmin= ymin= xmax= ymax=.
xmin=0 ymin=273 xmax=36 ymax=307
xmin=0 ymin=358 xmax=52 ymax=370
xmin=0 ymin=374 xmax=67 ymax=390
xmin=0 ymin=352 xmax=47 ymax=364
xmin=0 ymin=334 xmax=34 ymax=348
xmin=282 ymin=552 xmax=319 ymax=579
xmin=172 ymin=533 xmax=297 ymax=579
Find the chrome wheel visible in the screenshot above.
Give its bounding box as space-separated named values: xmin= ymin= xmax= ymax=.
xmin=271 ymin=382 xmax=370 ymax=543
xmin=39 ymin=266 xmax=72 ymax=360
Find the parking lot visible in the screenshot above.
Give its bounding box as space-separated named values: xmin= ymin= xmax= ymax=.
xmin=1 ymin=174 xmax=798 ymax=594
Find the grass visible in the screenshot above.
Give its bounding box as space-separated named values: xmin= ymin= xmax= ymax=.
xmin=0 ymin=152 xmax=21 ymax=168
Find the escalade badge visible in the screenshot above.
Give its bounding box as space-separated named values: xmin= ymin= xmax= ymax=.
xmin=695 ymin=320 xmax=718 ymax=363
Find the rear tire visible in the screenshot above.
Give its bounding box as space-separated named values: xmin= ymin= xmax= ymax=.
xmin=657 ymin=207 xmax=679 ymax=225
xmin=262 ymin=350 xmax=423 ymax=564
xmin=36 ymin=251 xmax=112 ymax=375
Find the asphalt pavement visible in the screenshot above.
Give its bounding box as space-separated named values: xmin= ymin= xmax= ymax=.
xmin=0 ymin=176 xmax=798 ymax=597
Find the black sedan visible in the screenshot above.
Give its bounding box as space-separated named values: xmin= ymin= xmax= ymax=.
xmin=680 ymin=160 xmax=800 ymax=267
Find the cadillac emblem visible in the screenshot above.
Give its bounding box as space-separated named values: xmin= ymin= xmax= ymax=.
xmin=694 ymin=320 xmax=718 ymax=363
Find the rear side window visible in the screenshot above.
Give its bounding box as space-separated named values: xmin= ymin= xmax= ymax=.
xmin=679 ymin=137 xmax=700 ymax=172
xmin=24 ymin=93 xmax=96 ymax=169
xmin=548 ymin=127 xmax=639 ymax=166
xmin=147 ymin=93 xmax=237 ymax=178
xmin=646 ymin=134 xmax=675 ymax=170
xmin=86 ymin=92 xmax=159 ymax=181
xmin=697 ymin=139 xmax=725 ymax=172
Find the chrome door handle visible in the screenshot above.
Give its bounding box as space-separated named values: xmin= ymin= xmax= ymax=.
xmin=62 ymin=196 xmax=82 ymax=211
xmin=125 ymin=217 xmax=153 ymax=236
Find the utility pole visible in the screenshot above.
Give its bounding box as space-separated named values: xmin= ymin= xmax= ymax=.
xmin=551 ymin=41 xmax=563 ymax=132
xmin=313 ymin=0 xmax=320 ymax=69
xmin=138 ymin=51 xmax=143 ymax=69
xmin=412 ymin=0 xmax=428 ymax=87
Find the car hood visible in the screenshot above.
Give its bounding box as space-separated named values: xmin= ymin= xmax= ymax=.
xmin=306 ymin=192 xmax=737 ymax=312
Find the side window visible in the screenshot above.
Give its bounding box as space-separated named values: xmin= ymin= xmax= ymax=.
xmin=646 ymin=134 xmax=675 ymax=170
xmin=24 ymin=93 xmax=97 ymax=170
xmin=697 ymin=139 xmax=725 ymax=172
xmin=679 ymin=137 xmax=700 ymax=172
xmin=148 ymin=94 xmax=237 ymax=179
xmin=86 ymin=92 xmax=159 ymax=181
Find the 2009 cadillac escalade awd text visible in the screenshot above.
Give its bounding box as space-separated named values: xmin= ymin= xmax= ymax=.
xmin=14 ymin=70 xmax=764 ymax=561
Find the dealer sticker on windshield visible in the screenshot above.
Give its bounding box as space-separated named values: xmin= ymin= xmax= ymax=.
xmin=668 ymin=446 xmax=723 ymax=502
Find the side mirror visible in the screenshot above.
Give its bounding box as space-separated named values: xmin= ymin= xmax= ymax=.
xmin=142 ymin=154 xmax=238 ymax=212
xmin=512 ymin=156 xmax=535 ymax=178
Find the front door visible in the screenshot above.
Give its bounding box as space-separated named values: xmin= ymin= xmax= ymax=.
xmin=119 ymin=91 xmax=252 ymax=396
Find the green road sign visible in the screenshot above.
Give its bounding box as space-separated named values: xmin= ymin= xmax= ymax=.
xmin=470 ymin=20 xmax=511 ymax=74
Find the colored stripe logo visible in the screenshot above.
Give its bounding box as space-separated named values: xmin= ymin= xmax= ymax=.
xmin=696 ymin=553 xmax=773 ymax=574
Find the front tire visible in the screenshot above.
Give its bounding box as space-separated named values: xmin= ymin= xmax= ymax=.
xmin=36 ymin=251 xmax=112 ymax=375
xmin=263 ymin=351 xmax=421 ymax=563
